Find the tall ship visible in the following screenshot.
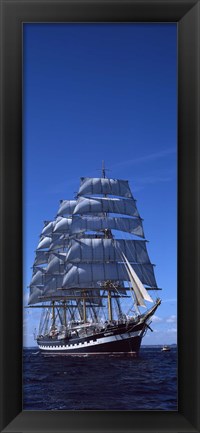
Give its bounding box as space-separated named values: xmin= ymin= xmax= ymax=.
xmin=27 ymin=163 xmax=161 ymax=355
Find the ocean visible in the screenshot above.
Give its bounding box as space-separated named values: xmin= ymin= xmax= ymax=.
xmin=23 ymin=347 xmax=177 ymax=411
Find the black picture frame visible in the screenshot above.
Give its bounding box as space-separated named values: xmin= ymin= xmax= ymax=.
xmin=1 ymin=0 xmax=200 ymax=432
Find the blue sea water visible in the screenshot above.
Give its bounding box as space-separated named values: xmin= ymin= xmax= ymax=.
xmin=23 ymin=347 xmax=177 ymax=411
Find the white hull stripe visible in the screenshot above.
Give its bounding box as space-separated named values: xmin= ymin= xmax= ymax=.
xmin=38 ymin=330 xmax=142 ymax=351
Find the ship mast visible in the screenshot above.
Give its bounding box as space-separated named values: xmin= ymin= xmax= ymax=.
xmin=107 ymin=290 xmax=113 ymax=322
xmin=52 ymin=301 xmax=56 ymax=328
xmin=102 ymin=159 xmax=106 ymax=179
xmin=63 ymin=301 xmax=67 ymax=327
xmin=82 ymin=291 xmax=87 ymax=322
xmin=102 ymin=160 xmax=113 ymax=322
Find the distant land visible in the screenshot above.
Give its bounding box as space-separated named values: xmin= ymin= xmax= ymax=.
xmin=141 ymin=343 xmax=177 ymax=348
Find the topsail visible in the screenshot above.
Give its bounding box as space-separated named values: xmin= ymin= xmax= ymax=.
xmin=78 ymin=177 xmax=133 ymax=198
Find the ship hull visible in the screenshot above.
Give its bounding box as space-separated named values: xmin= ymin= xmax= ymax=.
xmin=37 ymin=301 xmax=161 ymax=355
xmin=37 ymin=321 xmax=146 ymax=355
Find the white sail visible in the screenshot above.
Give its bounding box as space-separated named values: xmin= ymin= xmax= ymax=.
xmin=43 ymin=275 xmax=64 ymax=293
xmin=28 ymin=286 xmax=44 ymax=305
xmin=66 ymin=238 xmax=150 ymax=264
xmin=30 ymin=268 xmax=45 ymax=286
xmin=41 ymin=221 xmax=55 ymax=236
xmin=34 ymin=251 xmax=50 ymax=266
xmin=123 ymin=262 xmax=146 ymax=307
xmin=78 ymin=177 xmax=133 ymax=198
xmin=121 ymin=252 xmax=153 ymax=303
xmin=46 ymin=253 xmax=66 ymax=274
xmin=53 ymin=217 xmax=72 ymax=234
xmin=41 ymin=275 xmax=102 ymax=305
xmin=71 ymin=215 xmax=144 ymax=237
xmin=50 ymin=234 xmax=70 ymax=251
xmin=62 ymin=262 xmax=157 ymax=288
xmin=37 ymin=236 xmax=51 ymax=250
xmin=57 ymin=200 xmax=76 ymax=217
xmin=29 ymin=281 xmax=68 ymax=304
xmin=28 ymin=283 xmax=119 ymax=305
xmin=73 ymin=197 xmax=139 ymax=217
xmin=44 ymin=275 xmax=101 ymax=292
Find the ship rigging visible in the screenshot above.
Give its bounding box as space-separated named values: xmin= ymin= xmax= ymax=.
xmin=27 ymin=162 xmax=161 ymax=355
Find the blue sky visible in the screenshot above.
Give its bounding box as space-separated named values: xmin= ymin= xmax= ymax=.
xmin=23 ymin=23 xmax=177 ymax=347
